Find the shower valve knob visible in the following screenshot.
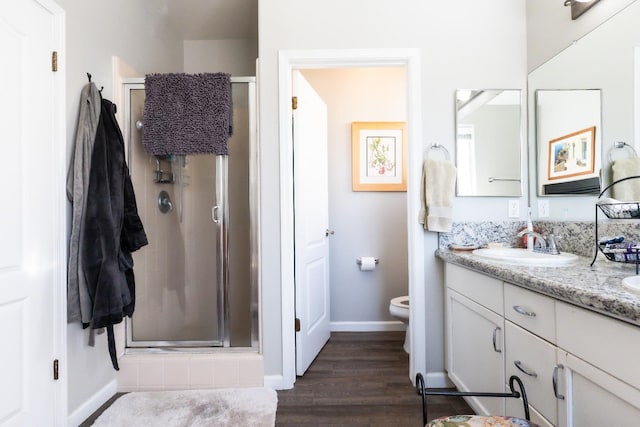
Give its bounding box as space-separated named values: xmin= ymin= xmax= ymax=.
xmin=158 ymin=191 xmax=173 ymax=214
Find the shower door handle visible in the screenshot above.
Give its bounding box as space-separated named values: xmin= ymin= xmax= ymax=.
xmin=212 ymin=206 xmax=220 ymax=223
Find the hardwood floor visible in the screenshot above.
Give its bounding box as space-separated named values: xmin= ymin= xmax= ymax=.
xmin=275 ymin=331 xmax=474 ymax=426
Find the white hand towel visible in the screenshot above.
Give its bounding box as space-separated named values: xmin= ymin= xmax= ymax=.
xmin=612 ymin=158 xmax=640 ymax=201
xmin=419 ymin=159 xmax=457 ymax=232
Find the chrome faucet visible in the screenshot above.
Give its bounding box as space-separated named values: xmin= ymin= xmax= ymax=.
xmin=516 ymin=229 xmax=547 ymax=250
xmin=546 ymin=234 xmax=560 ymax=255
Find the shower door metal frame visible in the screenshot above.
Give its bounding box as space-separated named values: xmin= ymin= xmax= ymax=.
xmin=121 ymin=78 xmax=259 ymax=349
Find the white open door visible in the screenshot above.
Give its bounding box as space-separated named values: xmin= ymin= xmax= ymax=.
xmin=0 ymin=1 xmax=64 ymax=425
xmin=293 ymin=70 xmax=331 ymax=375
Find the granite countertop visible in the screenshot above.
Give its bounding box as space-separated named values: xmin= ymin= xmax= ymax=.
xmin=437 ymin=248 xmax=640 ymax=327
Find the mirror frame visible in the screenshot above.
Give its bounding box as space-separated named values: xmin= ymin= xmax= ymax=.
xmin=454 ymin=89 xmax=524 ymax=197
xmin=534 ymin=89 xmax=602 ymax=197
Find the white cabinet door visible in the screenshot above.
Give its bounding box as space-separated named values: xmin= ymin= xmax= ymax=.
xmin=446 ymin=288 xmax=505 ymax=415
xmin=557 ymin=350 xmax=640 ymax=427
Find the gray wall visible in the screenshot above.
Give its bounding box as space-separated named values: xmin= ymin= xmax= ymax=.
xmin=526 ymin=0 xmax=637 ymax=71
xmin=300 ymin=68 xmax=408 ymax=326
xmin=258 ymin=0 xmax=528 ymax=381
xmin=57 ymin=0 xmax=184 ymax=417
xmin=184 ymin=39 xmax=257 ymax=75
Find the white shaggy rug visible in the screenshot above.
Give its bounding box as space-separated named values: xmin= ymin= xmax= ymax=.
xmin=92 ymin=387 xmax=278 ymax=427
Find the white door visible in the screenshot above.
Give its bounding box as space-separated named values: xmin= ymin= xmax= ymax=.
xmin=0 ymin=1 xmax=64 ymax=425
xmin=293 ymin=70 xmax=331 ymax=375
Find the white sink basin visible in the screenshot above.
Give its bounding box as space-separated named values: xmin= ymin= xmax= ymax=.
xmin=622 ymin=276 xmax=640 ymax=294
xmin=472 ymin=247 xmax=579 ymax=266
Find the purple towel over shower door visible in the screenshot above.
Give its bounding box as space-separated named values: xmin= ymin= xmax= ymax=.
xmin=142 ymin=73 xmax=232 ymax=156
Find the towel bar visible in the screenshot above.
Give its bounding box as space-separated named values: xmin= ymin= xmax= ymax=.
xmin=488 ymin=177 xmax=521 ymax=183
xmin=608 ymin=141 xmax=637 ymax=163
xmin=425 ymin=143 xmax=450 ymax=161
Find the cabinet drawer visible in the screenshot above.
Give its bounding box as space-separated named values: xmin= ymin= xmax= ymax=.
xmin=446 ymin=264 xmax=504 ymax=315
xmin=556 ymin=301 xmax=640 ymax=390
xmin=504 ymin=283 xmax=556 ymax=343
xmin=505 ymin=321 xmax=558 ymax=425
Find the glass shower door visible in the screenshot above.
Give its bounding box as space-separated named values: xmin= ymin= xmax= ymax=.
xmin=123 ymin=78 xmax=258 ymax=349
xmin=124 ymin=84 xmax=223 ymax=347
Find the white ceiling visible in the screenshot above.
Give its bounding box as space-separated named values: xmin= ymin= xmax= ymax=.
xmin=165 ymin=0 xmax=258 ymax=40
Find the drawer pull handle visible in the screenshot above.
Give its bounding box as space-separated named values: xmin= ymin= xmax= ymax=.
xmin=553 ymin=364 xmax=565 ymax=400
xmin=513 ymin=305 xmax=536 ymax=317
xmin=514 ymin=360 xmax=537 ymax=378
xmin=492 ymin=326 xmax=502 ymax=353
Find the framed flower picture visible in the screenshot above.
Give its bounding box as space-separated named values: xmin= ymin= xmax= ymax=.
xmin=351 ymin=122 xmax=407 ymax=191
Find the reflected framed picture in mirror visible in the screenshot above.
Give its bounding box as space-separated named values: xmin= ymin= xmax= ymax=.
xmin=535 ymin=89 xmax=602 ymax=196
xmin=547 ymin=126 xmax=596 ymax=181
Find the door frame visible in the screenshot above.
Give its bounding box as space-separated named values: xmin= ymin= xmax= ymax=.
xmin=48 ymin=0 xmax=67 ymax=423
xmin=278 ymin=48 xmax=424 ymax=388
xmin=27 ymin=0 xmax=67 ymax=423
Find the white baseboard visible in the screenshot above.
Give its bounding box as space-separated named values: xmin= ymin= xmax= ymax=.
xmin=263 ymin=374 xmax=294 ymax=391
xmin=330 ymin=320 xmax=405 ymax=332
xmin=67 ymin=379 xmax=118 ymax=427
xmin=424 ymin=371 xmax=454 ymax=388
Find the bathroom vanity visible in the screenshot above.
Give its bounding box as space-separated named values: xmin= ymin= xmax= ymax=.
xmin=440 ymin=250 xmax=640 ymax=427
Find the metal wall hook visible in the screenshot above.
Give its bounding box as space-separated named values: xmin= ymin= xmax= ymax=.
xmin=425 ymin=143 xmax=450 ymax=161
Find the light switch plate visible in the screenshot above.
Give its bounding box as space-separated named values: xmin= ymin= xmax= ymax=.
xmin=538 ymin=199 xmax=550 ymax=218
xmin=508 ymin=200 xmax=520 ymax=218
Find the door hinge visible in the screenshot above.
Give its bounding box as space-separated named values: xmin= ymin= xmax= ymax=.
xmin=51 ymin=51 xmax=58 ymax=72
xmin=295 ymin=318 xmax=301 ymax=332
xmin=53 ymin=359 xmax=59 ymax=380
xmin=292 ymin=96 xmax=298 ymax=110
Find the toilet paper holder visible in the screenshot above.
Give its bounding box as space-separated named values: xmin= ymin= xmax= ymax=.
xmin=356 ymin=257 xmax=379 ymax=265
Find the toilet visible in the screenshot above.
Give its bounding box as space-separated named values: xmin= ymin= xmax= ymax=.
xmin=389 ymin=296 xmax=410 ymax=353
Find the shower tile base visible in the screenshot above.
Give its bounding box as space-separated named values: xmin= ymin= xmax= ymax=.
xmin=117 ymin=352 xmax=264 ymax=392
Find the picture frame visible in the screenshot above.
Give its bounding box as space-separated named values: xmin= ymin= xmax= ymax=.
xmin=351 ymin=122 xmax=407 ymax=191
xmin=547 ymin=126 xmax=596 ymax=181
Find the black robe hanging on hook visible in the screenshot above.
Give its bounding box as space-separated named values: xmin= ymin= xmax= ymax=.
xmin=81 ymin=97 xmax=148 ymax=369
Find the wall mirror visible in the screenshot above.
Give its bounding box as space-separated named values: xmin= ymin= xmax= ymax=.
xmin=535 ymin=89 xmax=602 ymax=196
xmin=455 ymin=89 xmax=523 ymax=197
xmin=528 ymin=1 xmax=640 ymax=197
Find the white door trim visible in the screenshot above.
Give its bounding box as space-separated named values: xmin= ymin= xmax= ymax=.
xmin=30 ymin=0 xmax=68 ymax=424
xmin=44 ymin=0 xmax=67 ymax=424
xmin=278 ymin=48 xmax=424 ymax=389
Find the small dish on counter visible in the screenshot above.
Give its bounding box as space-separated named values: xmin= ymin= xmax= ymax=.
xmin=448 ymin=244 xmax=480 ymax=251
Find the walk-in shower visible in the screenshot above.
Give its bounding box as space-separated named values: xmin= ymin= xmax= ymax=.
xmin=122 ymin=77 xmax=258 ymax=351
